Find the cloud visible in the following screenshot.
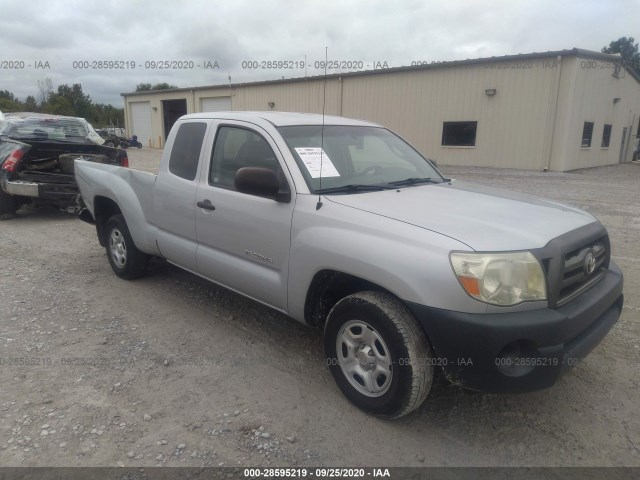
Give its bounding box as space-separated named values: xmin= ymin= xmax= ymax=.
xmin=1 ymin=0 xmax=637 ymax=106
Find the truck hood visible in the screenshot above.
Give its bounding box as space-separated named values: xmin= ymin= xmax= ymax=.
xmin=325 ymin=181 xmax=597 ymax=251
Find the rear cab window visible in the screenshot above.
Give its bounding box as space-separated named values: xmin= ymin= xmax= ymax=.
xmin=168 ymin=122 xmax=208 ymax=181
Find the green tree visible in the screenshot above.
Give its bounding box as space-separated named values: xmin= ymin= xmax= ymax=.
xmin=602 ymin=36 xmax=640 ymax=76
xmin=43 ymin=94 xmax=75 ymax=116
xmin=0 ymin=82 xmax=124 ymax=126
xmin=55 ymin=83 xmax=93 ymax=119
xmin=0 ymin=90 xmax=23 ymax=112
xmin=24 ymin=95 xmax=38 ymax=112
xmin=135 ymin=82 xmax=177 ymax=92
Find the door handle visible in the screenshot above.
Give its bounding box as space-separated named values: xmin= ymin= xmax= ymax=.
xmin=197 ymin=199 xmax=216 ymax=211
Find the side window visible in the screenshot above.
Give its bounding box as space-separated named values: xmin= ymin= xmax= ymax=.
xmin=168 ymin=122 xmax=207 ymax=181
xmin=581 ymin=122 xmax=594 ymax=148
xmin=601 ymin=124 xmax=612 ymax=148
xmin=210 ymin=126 xmax=281 ymax=190
xmin=442 ymin=121 xmax=477 ymax=146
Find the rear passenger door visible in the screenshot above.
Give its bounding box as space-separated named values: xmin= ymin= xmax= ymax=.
xmin=154 ymin=120 xmax=209 ymax=272
xmin=195 ymin=122 xmax=295 ymax=311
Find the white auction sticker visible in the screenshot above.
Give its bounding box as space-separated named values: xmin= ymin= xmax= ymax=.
xmin=294 ymin=148 xmax=340 ymax=178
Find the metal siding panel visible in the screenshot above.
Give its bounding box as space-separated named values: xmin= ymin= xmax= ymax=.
xmin=200 ymin=97 xmax=232 ymax=111
xmin=122 ymin=54 xmax=640 ymax=170
xmin=342 ymin=60 xmax=555 ymax=170
xmin=560 ymin=57 xmax=640 ymax=170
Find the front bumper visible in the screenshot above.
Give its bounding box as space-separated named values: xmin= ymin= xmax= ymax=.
xmin=405 ymin=260 xmax=624 ymax=393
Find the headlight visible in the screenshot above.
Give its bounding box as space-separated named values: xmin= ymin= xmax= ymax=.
xmin=450 ymin=251 xmax=547 ymax=306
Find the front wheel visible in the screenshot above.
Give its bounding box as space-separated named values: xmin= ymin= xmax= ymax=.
xmin=135 ymin=142 xmax=142 ymax=149
xmin=104 ymin=214 xmax=149 ymax=279
xmin=324 ymin=291 xmax=434 ymax=418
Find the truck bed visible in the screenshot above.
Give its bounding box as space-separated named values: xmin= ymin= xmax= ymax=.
xmin=75 ymin=160 xmax=160 ymax=255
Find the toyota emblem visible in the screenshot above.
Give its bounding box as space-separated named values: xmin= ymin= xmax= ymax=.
xmin=584 ymin=251 xmax=596 ymax=276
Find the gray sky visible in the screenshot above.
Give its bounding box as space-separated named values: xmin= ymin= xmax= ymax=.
xmin=1 ymin=0 xmax=638 ymax=106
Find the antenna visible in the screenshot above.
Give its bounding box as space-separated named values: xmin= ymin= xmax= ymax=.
xmin=316 ymin=46 xmax=328 ymax=211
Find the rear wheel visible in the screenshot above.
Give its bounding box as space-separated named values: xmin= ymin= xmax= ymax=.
xmin=104 ymin=141 xmax=115 ymax=148
xmin=105 ymin=214 xmax=149 ymax=279
xmin=324 ymin=291 xmax=434 ymax=418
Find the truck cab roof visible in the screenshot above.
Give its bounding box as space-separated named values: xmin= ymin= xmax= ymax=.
xmin=179 ymin=111 xmax=381 ymax=128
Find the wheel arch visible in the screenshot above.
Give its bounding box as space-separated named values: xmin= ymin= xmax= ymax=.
xmin=303 ymin=269 xmax=399 ymax=328
xmin=93 ymin=196 xmax=122 ymax=247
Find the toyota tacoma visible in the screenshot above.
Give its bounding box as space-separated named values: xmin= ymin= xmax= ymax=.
xmin=74 ymin=112 xmax=624 ymax=418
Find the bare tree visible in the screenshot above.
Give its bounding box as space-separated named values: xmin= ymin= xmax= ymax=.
xmin=36 ymin=78 xmax=53 ymax=106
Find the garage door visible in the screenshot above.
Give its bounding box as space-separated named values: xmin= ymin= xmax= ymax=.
xmin=200 ymin=97 xmax=232 ymax=112
xmin=130 ymin=102 xmax=152 ymax=147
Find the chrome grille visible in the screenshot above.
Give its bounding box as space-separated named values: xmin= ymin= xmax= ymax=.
xmin=557 ymin=237 xmax=609 ymax=306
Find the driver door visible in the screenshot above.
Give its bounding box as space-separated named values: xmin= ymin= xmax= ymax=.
xmin=195 ymin=122 xmax=295 ymax=311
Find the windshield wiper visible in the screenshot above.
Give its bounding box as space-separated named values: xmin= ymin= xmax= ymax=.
xmin=389 ymin=177 xmax=439 ymax=187
xmin=315 ymin=183 xmax=397 ymax=194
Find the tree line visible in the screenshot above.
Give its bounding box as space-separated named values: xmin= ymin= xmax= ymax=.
xmin=0 ymin=79 xmax=124 ymax=128
xmin=0 ymin=80 xmax=179 ymax=128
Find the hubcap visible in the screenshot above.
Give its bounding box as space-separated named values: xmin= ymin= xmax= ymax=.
xmin=109 ymin=229 xmax=127 ymax=268
xmin=336 ymin=320 xmax=393 ymax=397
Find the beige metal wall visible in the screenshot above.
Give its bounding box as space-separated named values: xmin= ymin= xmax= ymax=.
xmin=340 ymin=59 xmax=560 ymax=170
xmin=550 ymin=57 xmax=640 ymax=170
xmin=231 ymin=78 xmax=343 ymax=115
xmin=124 ymin=54 xmax=640 ymax=170
xmin=220 ymin=59 xmax=561 ymax=169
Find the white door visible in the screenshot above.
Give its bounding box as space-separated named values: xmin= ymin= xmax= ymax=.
xmin=130 ymin=101 xmax=152 ymax=146
xmin=200 ymin=97 xmax=232 ymax=112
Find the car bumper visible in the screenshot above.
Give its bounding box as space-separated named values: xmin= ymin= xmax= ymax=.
xmin=404 ymin=260 xmax=624 ymax=393
xmin=2 ymin=178 xmax=78 ymax=202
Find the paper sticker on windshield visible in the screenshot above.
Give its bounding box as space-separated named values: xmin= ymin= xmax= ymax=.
xmin=295 ymin=148 xmax=340 ymax=178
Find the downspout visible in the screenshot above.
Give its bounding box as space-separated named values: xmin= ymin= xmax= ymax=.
xmin=339 ymin=76 xmax=343 ymax=116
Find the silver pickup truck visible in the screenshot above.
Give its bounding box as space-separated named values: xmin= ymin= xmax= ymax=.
xmin=75 ymin=112 xmax=624 ymax=418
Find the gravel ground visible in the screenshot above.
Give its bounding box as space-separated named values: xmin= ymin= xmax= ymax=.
xmin=0 ymin=148 xmax=638 ymax=468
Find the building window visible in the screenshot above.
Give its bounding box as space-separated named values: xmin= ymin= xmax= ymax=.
xmin=442 ymin=121 xmax=478 ymax=147
xmin=581 ymin=122 xmax=594 ymax=148
xmin=168 ymin=122 xmax=207 ymax=180
xmin=601 ymin=124 xmax=612 ymax=148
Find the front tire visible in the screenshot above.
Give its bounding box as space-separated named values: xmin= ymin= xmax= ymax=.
xmin=105 ymin=214 xmax=149 ymax=279
xmin=325 ymin=291 xmax=433 ymax=419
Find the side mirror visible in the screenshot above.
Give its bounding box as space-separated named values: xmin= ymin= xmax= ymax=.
xmin=235 ymin=167 xmax=291 ymax=202
xmin=427 ymin=158 xmax=438 ymax=168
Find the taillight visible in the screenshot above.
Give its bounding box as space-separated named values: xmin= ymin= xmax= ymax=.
xmin=120 ymin=154 xmax=129 ymax=168
xmin=2 ymin=149 xmax=25 ymax=173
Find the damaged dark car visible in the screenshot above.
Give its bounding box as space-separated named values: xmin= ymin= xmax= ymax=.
xmin=0 ymin=112 xmax=128 ymax=217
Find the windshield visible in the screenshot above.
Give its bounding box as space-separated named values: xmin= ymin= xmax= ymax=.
xmin=278 ymin=125 xmax=442 ymax=193
xmin=0 ymin=116 xmax=104 ymax=145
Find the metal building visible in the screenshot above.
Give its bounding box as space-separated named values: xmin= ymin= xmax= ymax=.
xmin=122 ymin=49 xmax=640 ymax=171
